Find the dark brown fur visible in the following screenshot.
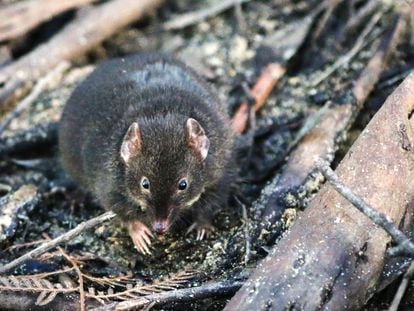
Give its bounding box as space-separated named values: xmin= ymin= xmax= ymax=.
xmin=59 ymin=53 xmax=235 ymax=233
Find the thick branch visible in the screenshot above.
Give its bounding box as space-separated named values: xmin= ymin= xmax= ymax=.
xmin=317 ymin=160 xmax=414 ymax=256
xmin=0 ymin=0 xmax=96 ymax=42
xmin=0 ymin=0 xmax=163 ymax=108
xmin=0 ymin=62 xmax=69 ymax=135
xmin=318 ymin=160 xmax=414 ymax=311
xmin=226 ymin=70 xmax=414 ymax=310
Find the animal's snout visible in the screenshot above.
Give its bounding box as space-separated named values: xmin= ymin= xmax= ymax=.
xmin=153 ymin=220 xmax=169 ymax=234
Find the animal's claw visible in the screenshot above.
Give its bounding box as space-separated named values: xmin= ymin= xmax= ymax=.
xmin=187 ymin=222 xmax=214 ymax=241
xmin=128 ymin=220 xmax=153 ymax=255
xmin=198 ymin=229 xmax=206 ymax=240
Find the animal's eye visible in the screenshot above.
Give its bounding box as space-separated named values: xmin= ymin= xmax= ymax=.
xmin=178 ymin=178 xmax=188 ymax=191
xmin=141 ymin=177 xmax=150 ymax=190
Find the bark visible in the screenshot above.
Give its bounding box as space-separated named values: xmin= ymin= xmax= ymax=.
xmin=224 ymin=72 xmax=414 ymax=310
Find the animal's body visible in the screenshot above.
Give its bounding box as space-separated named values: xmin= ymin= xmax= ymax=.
xmin=59 ymin=53 xmax=235 ymax=253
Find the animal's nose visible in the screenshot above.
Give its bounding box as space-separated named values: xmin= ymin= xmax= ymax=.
xmin=153 ymin=220 xmax=169 ymax=234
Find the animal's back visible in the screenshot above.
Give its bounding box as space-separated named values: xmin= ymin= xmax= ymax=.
xmin=59 ymin=53 xmax=225 ymax=190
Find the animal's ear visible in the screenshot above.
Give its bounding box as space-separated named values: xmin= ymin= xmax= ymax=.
xmin=121 ymin=122 xmax=141 ymax=164
xmin=186 ymin=118 xmax=210 ymax=161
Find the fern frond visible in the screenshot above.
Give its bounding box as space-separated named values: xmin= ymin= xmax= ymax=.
xmin=0 ymin=275 xmax=78 ymax=306
xmin=87 ymin=270 xmax=200 ymax=301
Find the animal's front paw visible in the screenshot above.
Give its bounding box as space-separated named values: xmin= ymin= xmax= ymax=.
xmin=186 ymin=222 xmax=215 ymax=241
xmin=128 ymin=220 xmax=153 ymax=255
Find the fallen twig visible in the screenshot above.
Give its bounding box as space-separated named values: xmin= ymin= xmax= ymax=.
xmin=92 ymin=280 xmax=243 ymax=311
xmin=233 ymin=2 xmax=247 ymax=33
xmin=311 ymin=9 xmax=383 ymax=86
xmin=0 ymin=211 xmax=116 ymax=274
xmin=231 ymin=63 xmax=286 ymax=133
xmin=0 ymin=62 xmax=69 ymax=135
xmin=389 ymin=261 xmax=414 ymax=311
xmin=312 ymin=0 xmax=342 ymax=41
xmin=0 ymin=0 xmax=163 ymax=109
xmin=0 ymin=263 xmax=198 ymax=309
xmin=0 ymin=0 xmax=96 ymax=42
xmin=162 ymin=0 xmax=250 ymax=31
xmin=231 ymin=9 xmax=318 ymax=133
xmin=6 ymin=239 xmax=47 ymax=252
xmin=378 ymin=67 xmax=412 ymax=88
xmin=338 ymin=0 xmax=381 ymax=43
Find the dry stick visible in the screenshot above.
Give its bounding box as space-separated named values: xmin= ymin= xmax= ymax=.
xmin=378 ymin=68 xmax=412 ymax=88
xmin=389 ymin=261 xmax=414 ymax=311
xmin=91 ymin=280 xmax=244 ymax=311
xmin=0 ymin=0 xmax=96 ymax=42
xmin=311 ymin=10 xmax=383 ymax=87
xmin=162 ymin=0 xmax=250 ymax=30
xmin=231 ymin=63 xmax=286 ymax=134
xmin=317 ymin=160 xmax=414 ymax=256
xmin=6 ymin=239 xmax=47 ymax=252
xmin=230 ymin=6 xmax=322 ymax=134
xmin=312 ymin=0 xmax=342 ymax=41
xmin=0 ymin=0 xmax=163 ymax=108
xmin=0 ymin=211 xmax=116 ymax=274
xmin=0 ymin=62 xmax=69 ymax=135
xmin=339 ymin=0 xmax=381 ymax=42
xmin=233 ymin=2 xmax=247 ymax=33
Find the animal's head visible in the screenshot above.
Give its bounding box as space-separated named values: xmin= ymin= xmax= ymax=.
xmin=120 ymin=116 xmax=209 ymax=233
